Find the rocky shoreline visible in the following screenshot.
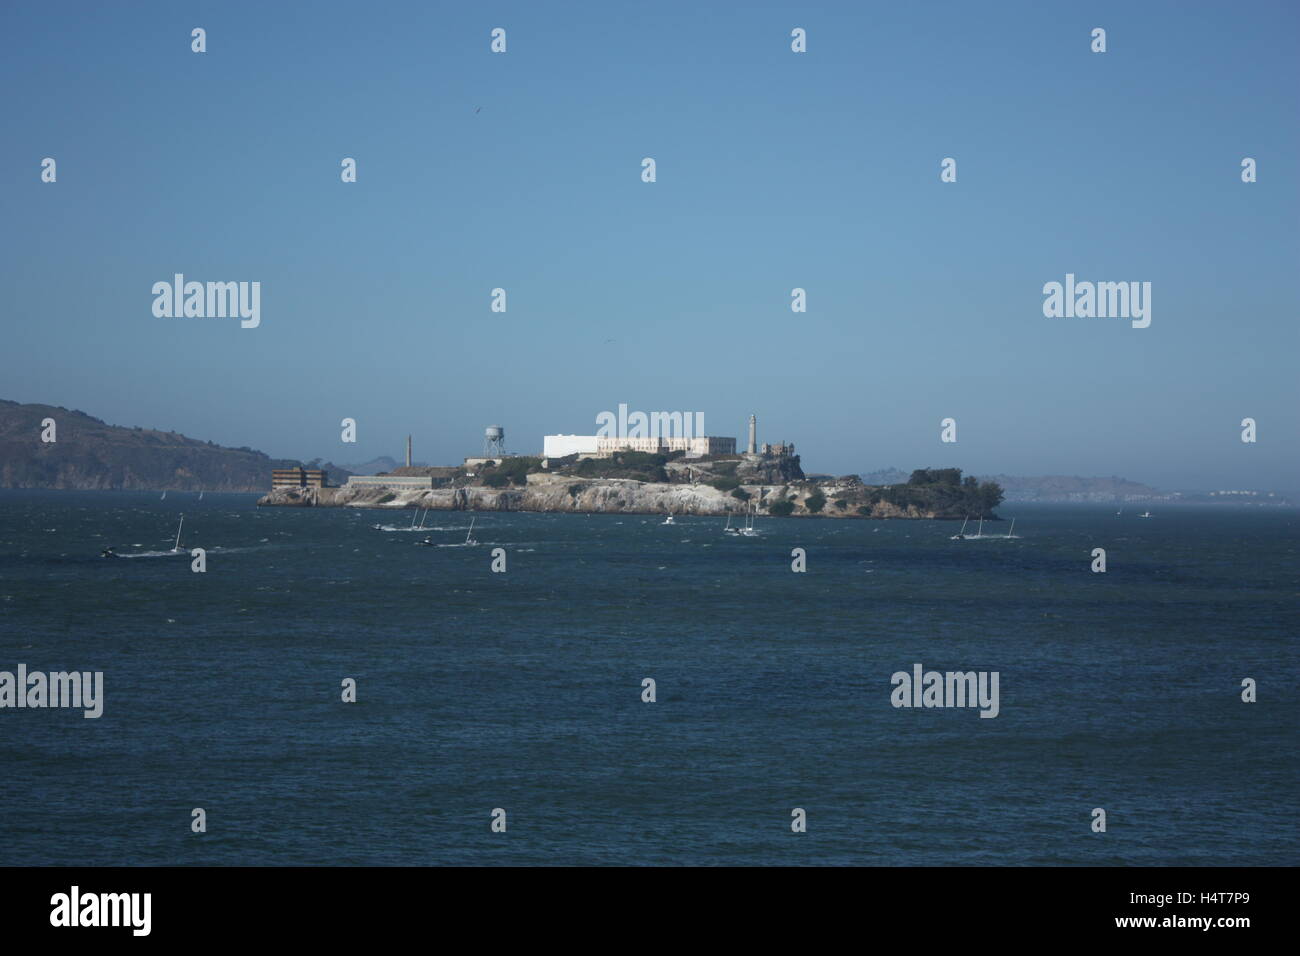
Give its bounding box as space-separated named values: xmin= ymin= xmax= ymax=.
xmin=257 ymin=472 xmax=944 ymax=519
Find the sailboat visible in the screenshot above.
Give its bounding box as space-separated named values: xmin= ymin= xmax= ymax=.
xmin=723 ymin=514 xmax=739 ymax=535
xmin=1115 ymin=504 xmax=1122 ymax=516
xmin=198 ymin=491 xmax=204 ymax=501
xmin=736 ymin=502 xmax=759 ymax=537
xmin=958 ymin=517 xmax=999 ymax=540
xmin=102 ymin=515 xmax=185 ymax=558
xmin=160 ymin=491 xmax=166 ymax=501
xmin=950 ymin=517 xmax=969 ymax=540
xmin=661 ymin=514 xmax=675 ymax=525
xmin=431 ymin=515 xmax=481 ymax=547
xmin=406 ymin=507 xmax=435 ymax=538
xmin=1139 ymin=511 xmax=1152 ymax=518
xmin=414 ymin=509 xmax=434 ymax=545
xmin=958 ymin=516 xmax=1018 ymax=540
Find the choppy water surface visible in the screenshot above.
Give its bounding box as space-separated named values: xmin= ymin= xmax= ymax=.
xmin=0 ymin=490 xmax=1295 ymax=865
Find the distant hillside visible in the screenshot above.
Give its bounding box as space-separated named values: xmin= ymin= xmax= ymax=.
xmin=337 ymin=456 xmax=435 ymax=475
xmin=864 ymin=467 xmax=1164 ymax=502
xmin=0 ymin=399 xmax=322 ymax=492
xmin=860 ymin=467 xmax=911 ymax=486
xmin=974 ymin=474 xmax=1163 ymax=502
xmin=339 ymin=455 xmax=400 ymax=475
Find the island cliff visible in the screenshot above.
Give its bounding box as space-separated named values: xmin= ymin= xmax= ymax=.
xmin=258 ymin=467 xmax=1003 ymax=520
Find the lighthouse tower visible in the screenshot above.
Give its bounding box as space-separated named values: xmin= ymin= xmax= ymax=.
xmin=747 ymin=414 xmax=757 ymax=455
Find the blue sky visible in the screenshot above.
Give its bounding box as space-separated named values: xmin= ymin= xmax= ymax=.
xmin=2 ymin=1 xmax=1296 ymax=490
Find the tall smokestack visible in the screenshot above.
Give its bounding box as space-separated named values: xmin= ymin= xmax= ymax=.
xmin=747 ymin=414 xmax=756 ymax=455
xmin=406 ymin=435 xmax=412 ymax=468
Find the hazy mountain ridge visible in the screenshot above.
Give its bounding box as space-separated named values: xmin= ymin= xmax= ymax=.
xmin=337 ymin=456 xmax=400 ymax=475
xmin=0 ymin=399 xmax=340 ymax=492
xmin=862 ymin=468 xmax=1169 ymax=502
xmin=975 ymin=473 xmax=1165 ymax=502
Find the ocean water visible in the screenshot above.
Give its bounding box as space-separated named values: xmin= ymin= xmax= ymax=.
xmin=0 ymin=489 xmax=1295 ymax=866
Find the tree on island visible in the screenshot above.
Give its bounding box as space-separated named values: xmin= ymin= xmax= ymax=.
xmin=877 ymin=468 xmax=1004 ymax=517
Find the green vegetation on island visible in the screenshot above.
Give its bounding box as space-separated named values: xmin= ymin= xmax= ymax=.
xmin=878 ymin=468 xmax=1004 ymax=517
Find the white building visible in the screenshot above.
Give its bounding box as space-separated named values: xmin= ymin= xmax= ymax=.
xmin=543 ymin=435 xmax=601 ymax=458
xmin=344 ymin=475 xmax=434 ymax=490
xmin=543 ymin=434 xmax=736 ymax=458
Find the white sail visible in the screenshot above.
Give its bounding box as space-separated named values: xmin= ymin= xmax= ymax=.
xmin=960 ymin=515 xmax=1009 ymax=540
xmin=737 ymin=501 xmax=759 ymax=536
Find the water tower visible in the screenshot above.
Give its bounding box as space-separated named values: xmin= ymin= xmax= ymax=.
xmin=483 ymin=425 xmax=506 ymax=457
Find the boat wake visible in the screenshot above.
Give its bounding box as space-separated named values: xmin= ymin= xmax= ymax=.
xmin=111 ymin=544 xmax=265 ymax=559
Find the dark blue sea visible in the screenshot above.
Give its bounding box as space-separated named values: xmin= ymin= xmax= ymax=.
xmin=0 ymin=490 xmax=1295 ymax=865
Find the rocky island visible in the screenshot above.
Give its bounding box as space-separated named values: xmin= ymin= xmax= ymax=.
xmin=0 ymin=398 xmax=1004 ymax=519
xmin=258 ymin=451 xmax=1005 ymax=521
